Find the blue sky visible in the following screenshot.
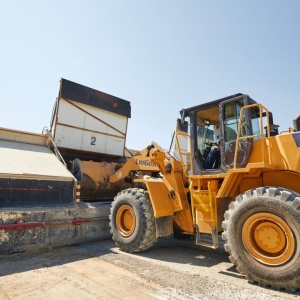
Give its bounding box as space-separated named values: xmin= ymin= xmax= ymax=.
xmin=1 ymin=1 xmax=299 ymax=151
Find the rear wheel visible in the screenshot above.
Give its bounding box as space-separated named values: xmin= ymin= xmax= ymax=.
xmin=222 ymin=187 xmax=300 ymax=292
xmin=109 ymin=188 xmax=158 ymax=253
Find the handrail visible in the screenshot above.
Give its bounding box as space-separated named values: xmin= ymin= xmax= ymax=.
xmin=174 ymin=131 xmax=192 ymax=175
xmin=42 ymin=127 xmax=67 ymax=167
xmin=233 ymin=103 xmax=270 ymax=168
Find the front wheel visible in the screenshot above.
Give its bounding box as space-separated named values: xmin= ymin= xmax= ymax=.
xmin=109 ymin=188 xmax=158 ymax=253
xmin=222 ymin=187 xmax=300 ymax=292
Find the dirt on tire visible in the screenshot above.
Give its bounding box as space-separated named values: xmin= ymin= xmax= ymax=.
xmin=109 ymin=188 xmax=158 ymax=253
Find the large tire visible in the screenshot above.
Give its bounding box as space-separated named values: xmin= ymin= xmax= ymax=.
xmin=222 ymin=187 xmax=300 ymax=292
xmin=109 ymin=188 xmax=158 ymax=253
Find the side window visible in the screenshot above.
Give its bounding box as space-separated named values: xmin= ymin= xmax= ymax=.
xmin=224 ymin=102 xmax=239 ymax=142
xmin=250 ymin=108 xmax=261 ymax=140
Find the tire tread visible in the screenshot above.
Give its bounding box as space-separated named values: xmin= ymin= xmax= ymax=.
xmin=222 ymin=186 xmax=300 ymax=292
xmin=109 ymin=188 xmax=158 ymax=253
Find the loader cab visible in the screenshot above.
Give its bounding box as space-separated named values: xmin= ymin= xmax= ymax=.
xmin=179 ymin=94 xmax=258 ymax=175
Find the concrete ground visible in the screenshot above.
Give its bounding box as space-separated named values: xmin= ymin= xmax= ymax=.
xmin=0 ymin=237 xmax=298 ymax=300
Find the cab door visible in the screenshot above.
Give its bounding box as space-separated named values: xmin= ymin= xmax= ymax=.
xmin=219 ymin=95 xmax=253 ymax=169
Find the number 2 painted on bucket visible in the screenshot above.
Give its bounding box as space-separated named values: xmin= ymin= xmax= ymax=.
xmin=91 ymin=137 xmax=96 ymax=145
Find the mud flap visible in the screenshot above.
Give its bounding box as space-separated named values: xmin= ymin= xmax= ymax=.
xmin=155 ymin=216 xmax=173 ymax=237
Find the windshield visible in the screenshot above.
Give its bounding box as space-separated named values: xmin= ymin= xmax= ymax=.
xmin=197 ymin=123 xmax=218 ymax=155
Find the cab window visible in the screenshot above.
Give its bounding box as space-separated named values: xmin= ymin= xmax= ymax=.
xmin=224 ymin=102 xmax=241 ymax=142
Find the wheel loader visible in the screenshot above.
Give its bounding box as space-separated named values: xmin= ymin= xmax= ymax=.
xmin=108 ymin=93 xmax=300 ymax=292
xmin=0 ymin=79 xmax=299 ymax=291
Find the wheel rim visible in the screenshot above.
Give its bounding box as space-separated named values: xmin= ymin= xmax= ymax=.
xmin=116 ymin=205 xmax=136 ymax=237
xmin=242 ymin=213 xmax=295 ymax=266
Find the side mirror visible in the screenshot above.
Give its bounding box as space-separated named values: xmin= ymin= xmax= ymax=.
xmin=293 ymin=114 xmax=300 ymax=131
xmin=180 ymin=109 xmax=186 ymax=126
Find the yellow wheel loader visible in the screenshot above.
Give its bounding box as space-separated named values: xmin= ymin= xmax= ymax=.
xmin=109 ymin=93 xmax=300 ymax=292
xmin=1 ymin=79 xmax=299 ymax=291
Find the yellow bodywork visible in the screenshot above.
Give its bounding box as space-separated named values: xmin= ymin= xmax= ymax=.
xmin=135 ymin=148 xmax=194 ymax=234
xmin=132 ymin=104 xmax=300 ymax=242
